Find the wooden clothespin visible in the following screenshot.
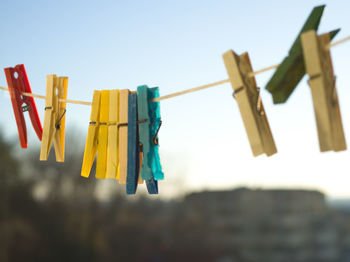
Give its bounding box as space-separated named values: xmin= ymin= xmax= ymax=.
xmin=81 ymin=91 xmax=101 ymax=178
xmin=301 ymin=30 xmax=346 ymax=152
xmin=222 ymin=50 xmax=277 ymax=157
xmin=265 ymin=5 xmax=340 ymax=104
xmin=40 ymin=75 xmax=68 ymax=162
xmin=4 ymin=64 xmax=43 ymax=148
xmin=118 ymin=89 xmax=130 ymax=184
xmin=106 ymin=90 xmax=119 ymax=179
xmin=126 ymin=92 xmax=143 ymax=194
xmin=96 ymin=90 xmax=109 ymax=179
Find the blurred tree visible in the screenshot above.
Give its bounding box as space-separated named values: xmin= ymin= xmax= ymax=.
xmin=0 ymin=128 xmax=217 ymax=262
xmin=0 ymin=131 xmax=42 ymax=262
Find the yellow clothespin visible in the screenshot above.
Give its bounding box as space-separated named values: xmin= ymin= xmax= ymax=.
xmin=81 ymin=91 xmax=101 ymax=178
xmin=40 ymin=75 xmax=68 ymax=162
xmin=301 ymin=30 xmax=346 ymax=152
xmin=96 ymin=90 xmax=109 ymax=179
xmin=106 ymin=90 xmax=120 ymax=179
xmin=222 ymin=50 xmax=277 ymax=157
xmin=118 ymin=89 xmax=130 ymax=184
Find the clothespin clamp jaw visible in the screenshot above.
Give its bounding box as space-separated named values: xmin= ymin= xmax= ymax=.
xmin=301 ymin=30 xmax=346 ymax=152
xmin=233 ymin=87 xmax=264 ymax=116
xmin=223 ymin=50 xmax=277 ymax=157
xmin=4 ymin=64 xmax=43 ymax=148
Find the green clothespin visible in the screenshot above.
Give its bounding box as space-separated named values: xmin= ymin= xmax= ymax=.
xmin=265 ymin=5 xmax=340 ymax=104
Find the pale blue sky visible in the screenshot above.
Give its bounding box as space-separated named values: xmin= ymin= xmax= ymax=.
xmin=0 ymin=0 xmax=350 ymax=198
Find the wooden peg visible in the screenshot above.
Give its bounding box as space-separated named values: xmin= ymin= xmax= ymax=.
xmin=96 ymin=90 xmax=109 ymax=179
xmin=301 ymin=30 xmax=346 ymax=152
xmin=81 ymin=91 xmax=101 ymax=178
xmin=40 ymin=75 xmax=68 ymax=162
xmin=106 ymin=90 xmax=119 ymax=179
xmin=118 ymin=89 xmax=130 ymax=184
xmin=126 ymin=92 xmax=141 ymax=194
xmin=222 ymin=50 xmax=277 ymax=157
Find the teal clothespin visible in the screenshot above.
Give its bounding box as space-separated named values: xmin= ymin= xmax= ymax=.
xmin=265 ymin=5 xmax=340 ymax=104
xmin=148 ymin=87 xmax=164 ymax=180
xmin=137 ymin=85 xmax=153 ymax=181
xmin=137 ymin=85 xmax=163 ymax=194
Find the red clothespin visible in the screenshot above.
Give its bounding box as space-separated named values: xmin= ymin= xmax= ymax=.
xmin=4 ymin=64 xmax=43 ymax=148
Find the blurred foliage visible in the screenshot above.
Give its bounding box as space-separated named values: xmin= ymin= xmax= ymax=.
xmin=0 ymin=131 xmax=212 ymax=262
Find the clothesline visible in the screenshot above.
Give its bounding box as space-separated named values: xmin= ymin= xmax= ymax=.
xmin=0 ymin=34 xmax=349 ymax=105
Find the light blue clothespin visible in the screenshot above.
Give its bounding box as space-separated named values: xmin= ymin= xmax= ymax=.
xmin=148 ymin=87 xmax=164 ymax=180
xmin=137 ymin=85 xmax=163 ymax=194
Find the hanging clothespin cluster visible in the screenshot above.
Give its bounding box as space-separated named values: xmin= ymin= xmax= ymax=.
xmin=2 ymin=66 xmax=164 ymax=195
xmin=81 ymin=87 xmax=163 ymax=194
xmin=265 ymin=5 xmax=340 ymax=104
xmin=262 ymin=4 xmax=347 ymax=153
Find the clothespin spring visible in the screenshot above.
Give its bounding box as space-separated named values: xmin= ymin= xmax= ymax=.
xmin=55 ymin=109 xmax=66 ymax=129
xmin=232 ymin=87 xmax=264 ymax=116
xmin=22 ymin=104 xmax=31 ymax=112
xmin=153 ymin=120 xmax=162 ymax=145
xmin=232 ymin=87 xmax=244 ymax=99
xmin=88 ymin=119 xmax=162 ymax=146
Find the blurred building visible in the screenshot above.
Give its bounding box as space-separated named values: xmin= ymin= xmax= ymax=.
xmin=184 ymin=188 xmax=350 ymax=262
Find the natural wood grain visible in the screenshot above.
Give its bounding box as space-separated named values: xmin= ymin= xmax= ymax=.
xmin=222 ymin=50 xmax=277 ymax=157
xmin=106 ymin=90 xmax=119 ymax=179
xmin=118 ymin=89 xmax=129 ymax=184
xmin=301 ymin=30 xmax=346 ymax=152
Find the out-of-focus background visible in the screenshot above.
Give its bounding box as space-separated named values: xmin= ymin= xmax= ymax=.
xmin=1 ymin=0 xmax=350 ymax=261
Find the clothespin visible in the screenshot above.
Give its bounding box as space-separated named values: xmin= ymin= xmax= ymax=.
xmin=106 ymin=90 xmax=119 ymax=179
xmin=148 ymin=87 xmax=164 ymax=180
xmin=4 ymin=64 xmax=42 ymax=148
xmin=222 ymin=50 xmax=277 ymax=157
xmin=301 ymin=30 xmax=346 ymax=152
xmin=265 ymin=5 xmax=340 ymax=103
xmin=96 ymin=90 xmax=109 ymax=179
xmin=126 ymin=92 xmax=143 ymax=194
xmin=81 ymin=91 xmax=101 ymax=178
xmin=118 ymin=89 xmax=130 ymax=184
xmin=137 ymin=85 xmax=161 ymax=194
xmin=40 ymin=75 xmax=68 ymax=162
